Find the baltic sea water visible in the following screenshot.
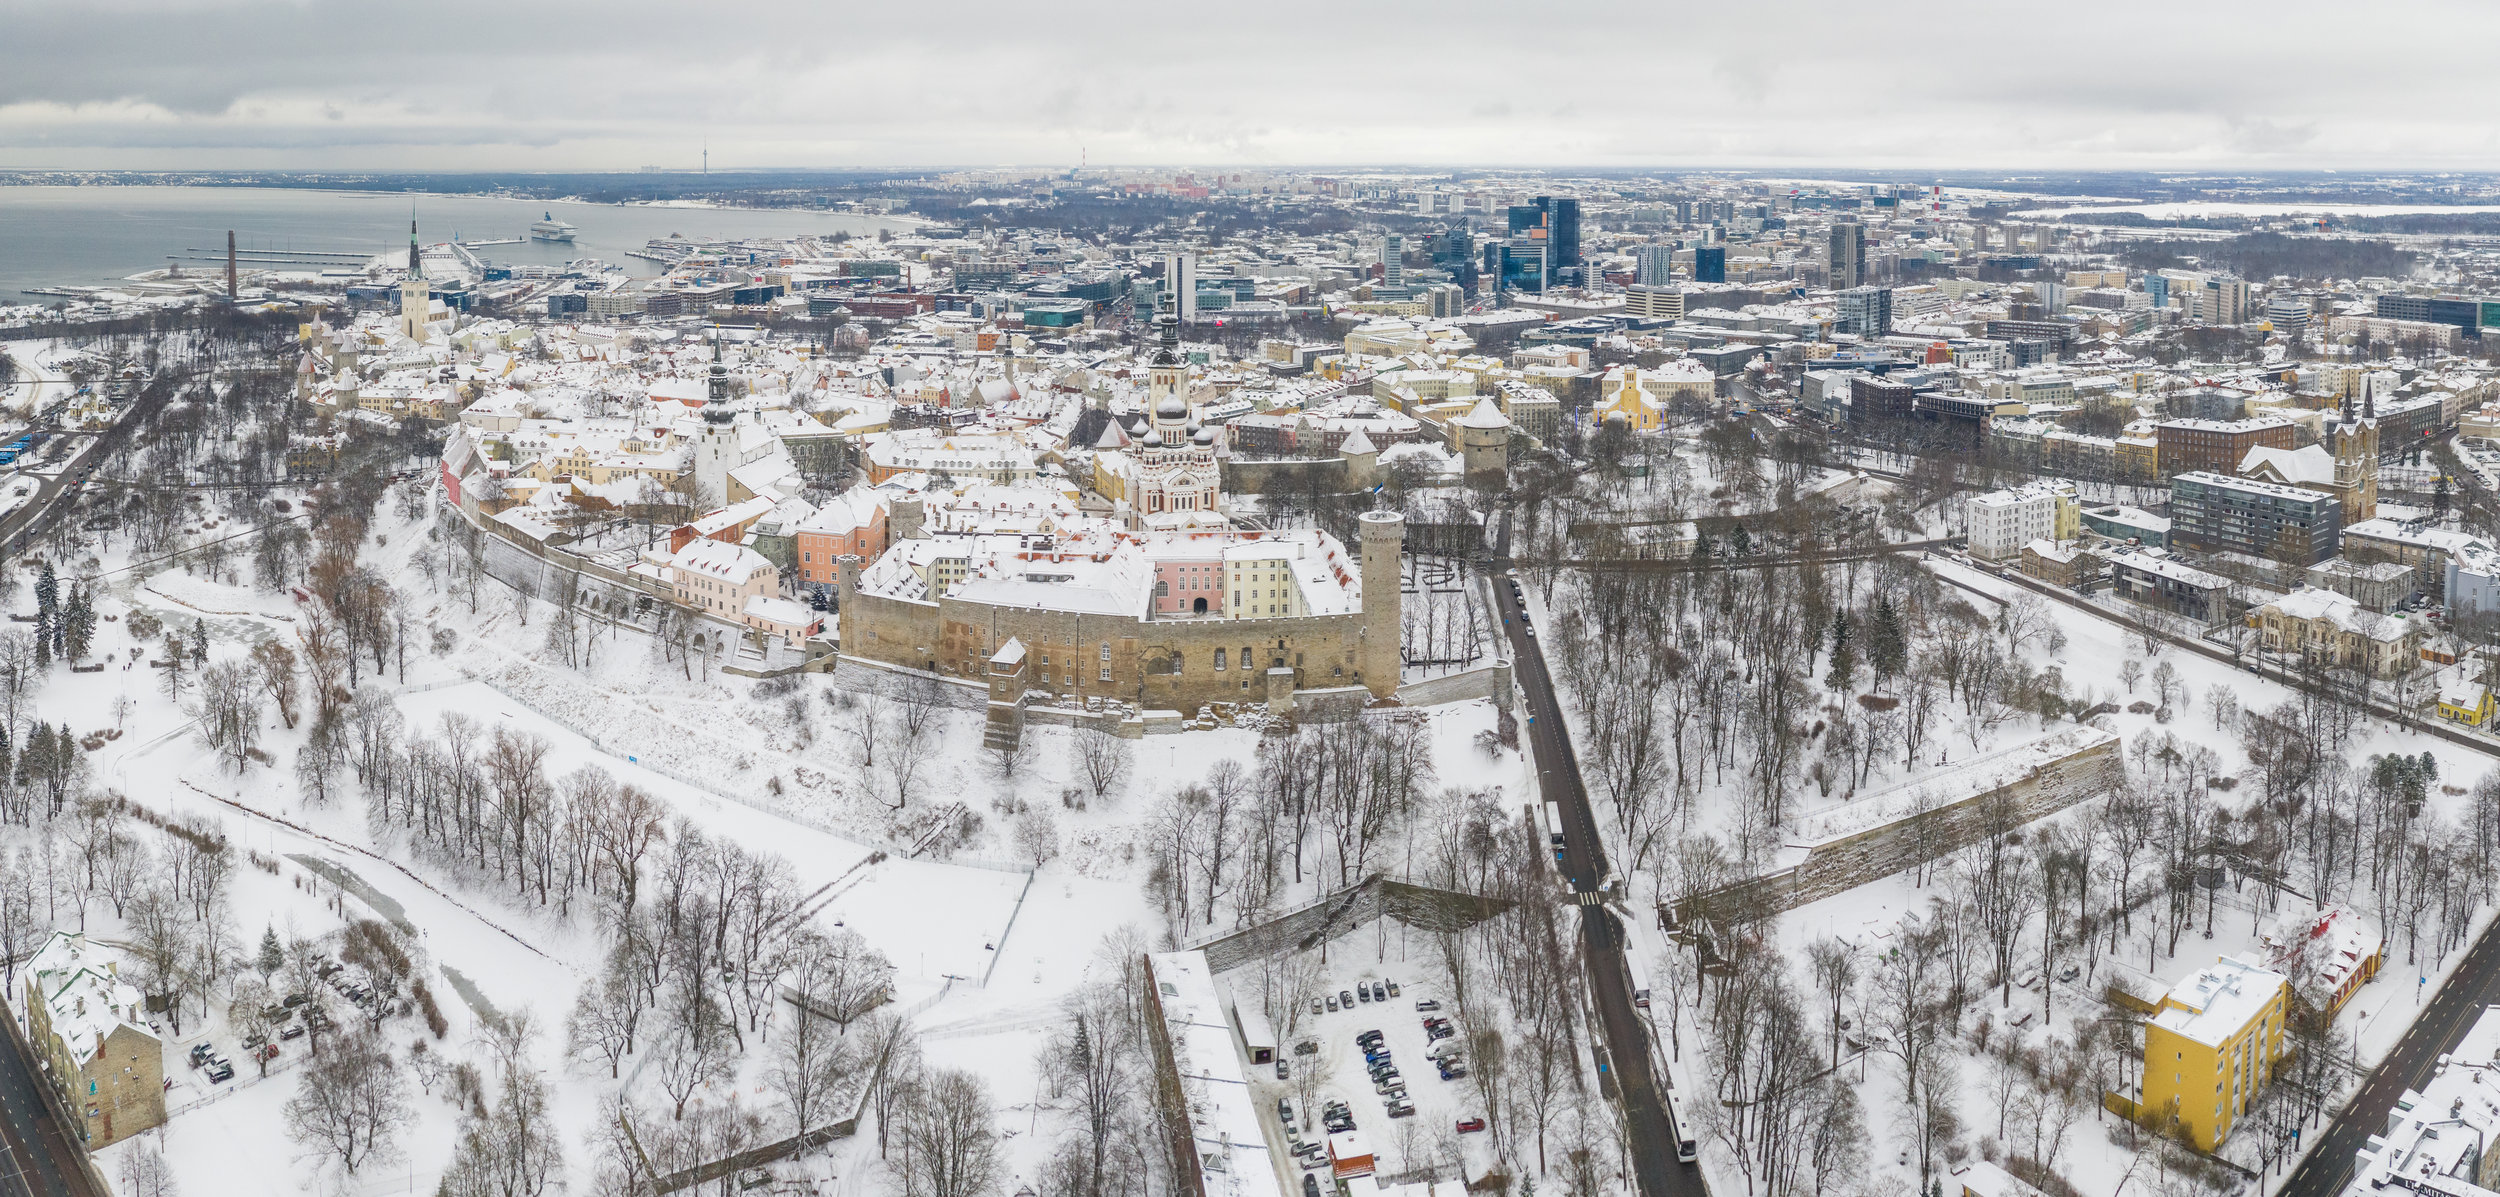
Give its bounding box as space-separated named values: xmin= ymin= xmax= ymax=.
xmin=0 ymin=186 xmax=907 ymax=299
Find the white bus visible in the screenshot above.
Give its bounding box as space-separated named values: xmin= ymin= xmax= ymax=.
xmin=1662 ymin=1084 xmax=1699 ymax=1162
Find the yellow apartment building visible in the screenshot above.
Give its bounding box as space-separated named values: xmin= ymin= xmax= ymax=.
xmin=2138 ymin=955 xmax=2290 ymax=1149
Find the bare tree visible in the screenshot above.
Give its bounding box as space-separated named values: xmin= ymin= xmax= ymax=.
xmin=194 ymin=659 xmax=264 ymax=773
xmin=117 ymin=1143 xmax=180 ymax=1197
xmin=771 ymin=933 xmax=869 ymax=1133
xmin=1805 ymin=936 xmax=1860 ymax=1069
xmin=1070 ymin=726 xmax=1131 ymax=807
xmin=897 ymin=1069 xmax=1003 ymax=1197
xmin=284 ymin=1027 xmax=408 ymax=1177
xmin=653 ymin=980 xmax=733 ymax=1120
xmin=251 ymin=639 xmax=301 ymax=730
xmin=1012 ymin=805 xmax=1060 ymax=868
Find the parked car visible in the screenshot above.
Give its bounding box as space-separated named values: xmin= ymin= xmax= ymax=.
xmin=1387 ymin=1101 xmax=1416 ymax=1119
xmin=1370 ymin=981 xmax=1387 ymax=1002
xmin=1312 ymin=998 xmax=1324 ymax=1016
xmin=1340 ymin=990 xmax=1356 ymax=1008
xmin=1385 ymin=980 xmax=1400 ymax=998
xmin=279 ymin=1023 xmax=305 ymax=1041
xmin=1275 ymin=1059 xmax=1289 ymax=1080
xmin=205 ymin=1061 xmax=234 ymax=1083
xmin=1277 ymin=1097 xmax=1294 ymax=1125
xmin=1354 ymin=985 xmax=1369 ymax=1004
xmin=1415 ymin=999 xmax=1441 ymax=1012
xmin=1306 ymin=1173 xmax=1323 ymax=1197
xmin=1326 ymin=994 xmax=1338 ymax=1012
xmin=1456 ymin=1117 xmax=1486 ymax=1133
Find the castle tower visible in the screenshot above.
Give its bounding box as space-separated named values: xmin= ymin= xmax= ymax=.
xmin=1358 ymin=510 xmax=1405 ymax=699
xmin=399 ymin=220 xmax=430 ymax=343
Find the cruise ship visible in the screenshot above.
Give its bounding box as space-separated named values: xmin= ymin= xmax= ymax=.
xmin=528 ymin=212 xmax=578 ymax=243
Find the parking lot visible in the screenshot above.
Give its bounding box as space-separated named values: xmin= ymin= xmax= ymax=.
xmin=1256 ymin=969 xmax=1488 ymax=1179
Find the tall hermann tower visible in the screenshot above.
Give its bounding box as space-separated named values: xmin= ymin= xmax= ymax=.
xmin=1358 ymin=509 xmax=1405 ymax=699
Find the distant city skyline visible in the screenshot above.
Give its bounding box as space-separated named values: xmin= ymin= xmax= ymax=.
xmin=6 ymin=0 xmax=2500 ymax=172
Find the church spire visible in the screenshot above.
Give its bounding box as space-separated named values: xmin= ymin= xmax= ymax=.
xmin=704 ymin=326 xmax=733 ymax=421
xmin=407 ymin=218 xmax=421 ymax=278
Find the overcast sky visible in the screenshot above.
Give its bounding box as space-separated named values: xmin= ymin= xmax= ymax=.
xmin=5 ymin=0 xmax=2499 ymax=173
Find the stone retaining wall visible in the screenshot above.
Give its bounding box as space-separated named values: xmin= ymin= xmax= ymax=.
xmin=1396 ymin=660 xmax=1512 ymax=707
xmin=1682 ymin=728 xmax=2123 ymax=922
xmin=1189 ymin=874 xmax=1513 ymax=973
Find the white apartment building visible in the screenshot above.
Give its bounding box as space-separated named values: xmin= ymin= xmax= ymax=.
xmin=1967 ymin=481 xmax=2079 ymax=561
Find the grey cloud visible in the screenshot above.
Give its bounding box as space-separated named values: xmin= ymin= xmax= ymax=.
xmin=2 ymin=0 xmax=2499 ymax=168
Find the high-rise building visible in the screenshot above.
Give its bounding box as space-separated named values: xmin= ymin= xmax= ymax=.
xmin=1836 ymin=286 xmax=1893 ymax=337
xmin=1162 ymin=251 xmax=1197 ymax=322
xmin=1693 ymin=246 xmax=1726 ymax=284
xmin=1485 ymin=241 xmax=1548 ymax=293
xmin=2146 ymin=273 xmax=2171 ymax=309
xmin=1634 ymin=244 xmax=1676 ymax=286
xmin=2205 ymin=276 xmax=2250 ymax=325
xmin=1503 ymin=198 xmax=1581 ymax=282
xmin=1541 ymin=196 xmax=1581 ymax=271
xmin=1828 ymin=220 xmax=1865 ymax=290
xmin=1381 ymin=234 xmax=1404 ymax=289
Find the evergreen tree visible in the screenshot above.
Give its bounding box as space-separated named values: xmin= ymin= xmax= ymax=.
xmin=1826 ymin=611 xmax=1857 ymax=692
xmin=190 ymin=619 xmax=209 ymax=667
xmin=1867 ymin=595 xmax=1908 ymax=685
xmin=257 ymin=926 xmax=284 ymax=982
xmin=33 ymin=562 xmax=55 ymax=623
xmin=33 ymin=629 xmax=48 ymax=673
xmin=1689 ymin=530 xmax=1715 ymax=562
xmin=2435 ymin=474 xmax=2451 ymax=517
xmin=61 ymin=585 xmax=92 ymax=662
xmin=1730 ymin=524 xmax=1754 ymax=556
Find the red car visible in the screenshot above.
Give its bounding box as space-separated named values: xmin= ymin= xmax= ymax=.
xmin=1455 ymin=1117 xmax=1486 ymax=1134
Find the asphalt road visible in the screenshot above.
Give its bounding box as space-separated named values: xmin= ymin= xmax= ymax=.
xmin=0 ymin=1004 xmax=97 ymax=1197
xmin=0 ymin=434 xmax=105 ymax=557
xmin=1490 ymin=566 xmax=1702 ymax=1197
xmin=2278 ymin=922 xmax=2500 ymax=1197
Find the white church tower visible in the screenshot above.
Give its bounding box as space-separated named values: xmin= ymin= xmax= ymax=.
xmin=398 ymin=219 xmax=429 ymax=343
xmin=692 ymin=331 xmax=744 ymax=505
